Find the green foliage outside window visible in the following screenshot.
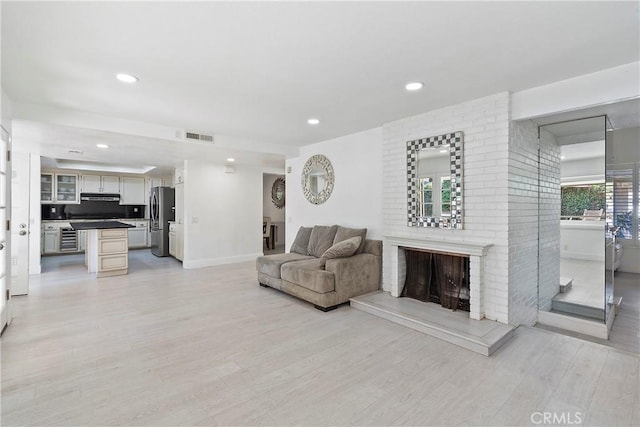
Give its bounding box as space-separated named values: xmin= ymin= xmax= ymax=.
xmin=561 ymin=184 xmax=605 ymax=217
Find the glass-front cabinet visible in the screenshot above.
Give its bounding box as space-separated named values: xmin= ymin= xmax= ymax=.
xmin=41 ymin=173 xmax=79 ymax=204
xmin=41 ymin=173 xmax=54 ymax=202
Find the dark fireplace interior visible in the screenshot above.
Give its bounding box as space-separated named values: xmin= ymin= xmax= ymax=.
xmin=401 ymin=248 xmax=470 ymax=312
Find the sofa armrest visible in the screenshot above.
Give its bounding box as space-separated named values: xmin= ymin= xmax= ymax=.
xmin=325 ymin=253 xmax=381 ymax=300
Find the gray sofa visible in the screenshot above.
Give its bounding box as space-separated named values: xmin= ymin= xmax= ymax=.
xmin=256 ymin=225 xmax=382 ymax=311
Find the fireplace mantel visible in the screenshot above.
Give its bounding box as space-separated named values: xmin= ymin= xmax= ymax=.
xmin=384 ymin=235 xmax=492 ymax=257
xmin=384 ymin=235 xmax=493 ymax=320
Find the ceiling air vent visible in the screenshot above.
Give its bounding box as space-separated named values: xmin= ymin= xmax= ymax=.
xmin=185 ymin=131 xmax=214 ymax=143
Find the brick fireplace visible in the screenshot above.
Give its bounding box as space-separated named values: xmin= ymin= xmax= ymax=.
xmin=385 ymin=236 xmax=492 ymax=320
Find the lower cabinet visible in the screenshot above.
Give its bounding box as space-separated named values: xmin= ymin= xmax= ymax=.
xmin=127 ymin=226 xmax=148 ymax=248
xmin=43 ymin=230 xmax=60 ymax=254
xmin=86 ymin=228 xmax=129 ymax=278
xmin=168 ymin=222 xmax=183 ymax=261
xmin=110 ymin=220 xmax=148 ymax=249
xmin=168 ymin=227 xmax=176 ymax=257
xmin=42 ymin=219 xmax=148 ymax=254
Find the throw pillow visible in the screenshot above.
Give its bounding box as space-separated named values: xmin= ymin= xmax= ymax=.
xmin=307 ymin=225 xmax=339 ymax=258
xmin=290 ymin=226 xmax=313 ymax=255
xmin=322 ymin=236 xmax=362 ymax=259
xmin=333 ymin=226 xmax=367 ymax=254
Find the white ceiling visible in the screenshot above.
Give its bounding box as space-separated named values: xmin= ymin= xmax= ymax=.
xmin=2 ymin=1 xmax=639 ymax=169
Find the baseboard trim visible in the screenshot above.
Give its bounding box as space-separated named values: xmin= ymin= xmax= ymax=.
xmin=183 ymin=253 xmax=262 ymax=269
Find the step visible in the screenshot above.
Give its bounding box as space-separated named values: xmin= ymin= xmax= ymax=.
xmin=559 ymin=276 xmax=573 ymax=293
xmin=350 ymin=291 xmax=516 ymax=356
xmin=551 ymin=299 xmax=605 ymax=321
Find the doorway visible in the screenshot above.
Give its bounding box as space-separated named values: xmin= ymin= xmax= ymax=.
xmin=535 ymin=111 xmax=639 ymax=347
xmin=263 ymin=173 xmax=285 ymax=254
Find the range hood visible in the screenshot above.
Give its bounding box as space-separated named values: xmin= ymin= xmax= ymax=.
xmin=80 ymin=193 xmax=120 ymax=202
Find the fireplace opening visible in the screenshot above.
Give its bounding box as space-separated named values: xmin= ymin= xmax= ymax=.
xmin=401 ymin=248 xmax=470 ymax=312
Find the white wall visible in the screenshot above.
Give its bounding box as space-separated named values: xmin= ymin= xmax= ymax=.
xmin=511 ymin=62 xmax=640 ymax=120
xmin=561 ymin=157 xmax=604 ymax=182
xmin=285 ymin=127 xmax=383 ymax=251
xmin=182 ymin=160 xmax=263 ymax=268
xmin=1 ymin=90 xmax=14 ymax=134
xmin=561 ymin=221 xmax=605 ymax=261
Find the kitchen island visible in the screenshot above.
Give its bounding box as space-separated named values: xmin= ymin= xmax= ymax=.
xmin=70 ymin=221 xmax=135 ymax=277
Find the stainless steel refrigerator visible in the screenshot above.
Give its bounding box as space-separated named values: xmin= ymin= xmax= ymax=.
xmin=150 ymin=186 xmax=175 ymax=257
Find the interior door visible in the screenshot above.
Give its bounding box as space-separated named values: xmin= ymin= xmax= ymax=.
xmin=1 ymin=126 xmax=12 ymax=333
xmin=11 ymin=151 xmax=30 ymax=295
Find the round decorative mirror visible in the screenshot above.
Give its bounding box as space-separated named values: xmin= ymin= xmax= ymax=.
xmin=271 ymin=177 xmax=286 ymax=209
xmin=302 ymin=154 xmax=334 ymax=205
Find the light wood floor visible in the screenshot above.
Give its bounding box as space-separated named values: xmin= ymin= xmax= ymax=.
xmin=2 ymin=251 xmax=639 ymax=426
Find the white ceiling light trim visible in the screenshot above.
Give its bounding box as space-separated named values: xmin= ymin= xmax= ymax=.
xmin=115 ymin=73 xmax=139 ymax=84
xmin=54 ymin=159 xmax=156 ymax=174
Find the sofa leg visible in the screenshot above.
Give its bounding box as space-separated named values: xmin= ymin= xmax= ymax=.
xmin=314 ymin=302 xmax=348 ymax=312
xmin=259 ymin=282 xmax=269 ymax=288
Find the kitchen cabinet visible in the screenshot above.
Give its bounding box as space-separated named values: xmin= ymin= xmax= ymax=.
xmin=120 ymin=177 xmax=145 ymax=205
xmin=173 ymin=168 xmax=184 ymax=186
xmin=168 ymin=223 xmax=176 ymax=257
xmin=85 ymin=228 xmax=129 ymax=278
xmin=174 ymin=183 xmax=184 ymax=225
xmin=42 ymin=173 xmax=79 ymax=204
xmin=81 ymin=175 xmax=120 ymax=194
xmin=41 ymin=222 xmax=71 ymax=254
xmin=120 ymin=220 xmax=148 ymax=248
xmin=175 ymin=223 xmax=183 ymax=261
xmin=168 ymin=222 xmax=183 ymax=261
xmin=41 ymin=173 xmax=54 ymax=202
xmin=56 ymin=174 xmax=79 ymax=203
xmin=42 ymin=229 xmax=60 ymax=254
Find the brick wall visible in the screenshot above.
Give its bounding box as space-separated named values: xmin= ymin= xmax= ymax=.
xmin=537 ymin=129 xmax=561 ymax=311
xmin=382 ymin=93 xmax=511 ymax=323
xmin=508 ymin=119 xmax=541 ymax=325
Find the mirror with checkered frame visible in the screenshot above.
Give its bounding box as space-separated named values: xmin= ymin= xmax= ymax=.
xmin=407 ymin=131 xmax=463 ymax=229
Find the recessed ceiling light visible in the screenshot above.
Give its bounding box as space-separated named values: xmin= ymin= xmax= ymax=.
xmin=405 ymin=82 xmax=424 ymax=91
xmin=439 ymin=149 xmax=448 ymax=153
xmin=96 ymin=144 xmax=109 ymax=149
xmin=307 ymin=118 xmax=320 ymax=125
xmin=116 ymin=73 xmax=139 ymax=84
xmin=560 ymin=155 xmax=565 ymax=160
xmin=226 ymin=158 xmax=235 ymax=162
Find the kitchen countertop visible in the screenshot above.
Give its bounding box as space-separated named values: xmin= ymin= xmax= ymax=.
xmin=43 ymin=218 xmax=148 ymax=223
xmin=69 ymin=221 xmax=137 ymax=230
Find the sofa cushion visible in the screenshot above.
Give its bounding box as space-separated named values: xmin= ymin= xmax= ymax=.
xmin=281 ymin=258 xmax=335 ymax=294
xmin=322 ymin=236 xmax=361 ymax=259
xmin=333 ymin=226 xmax=367 ymax=254
xmin=256 ymin=253 xmax=314 ymax=279
xmin=307 ymin=225 xmax=338 ymax=258
xmin=290 ymin=226 xmax=313 ymax=255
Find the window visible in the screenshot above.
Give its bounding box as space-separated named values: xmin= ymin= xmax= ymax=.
xmin=606 ymin=166 xmax=639 ymax=242
xmin=561 ymin=183 xmax=605 ymax=220
xmin=441 ymin=176 xmax=451 ymax=216
xmin=419 ymin=177 xmax=433 ymax=217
